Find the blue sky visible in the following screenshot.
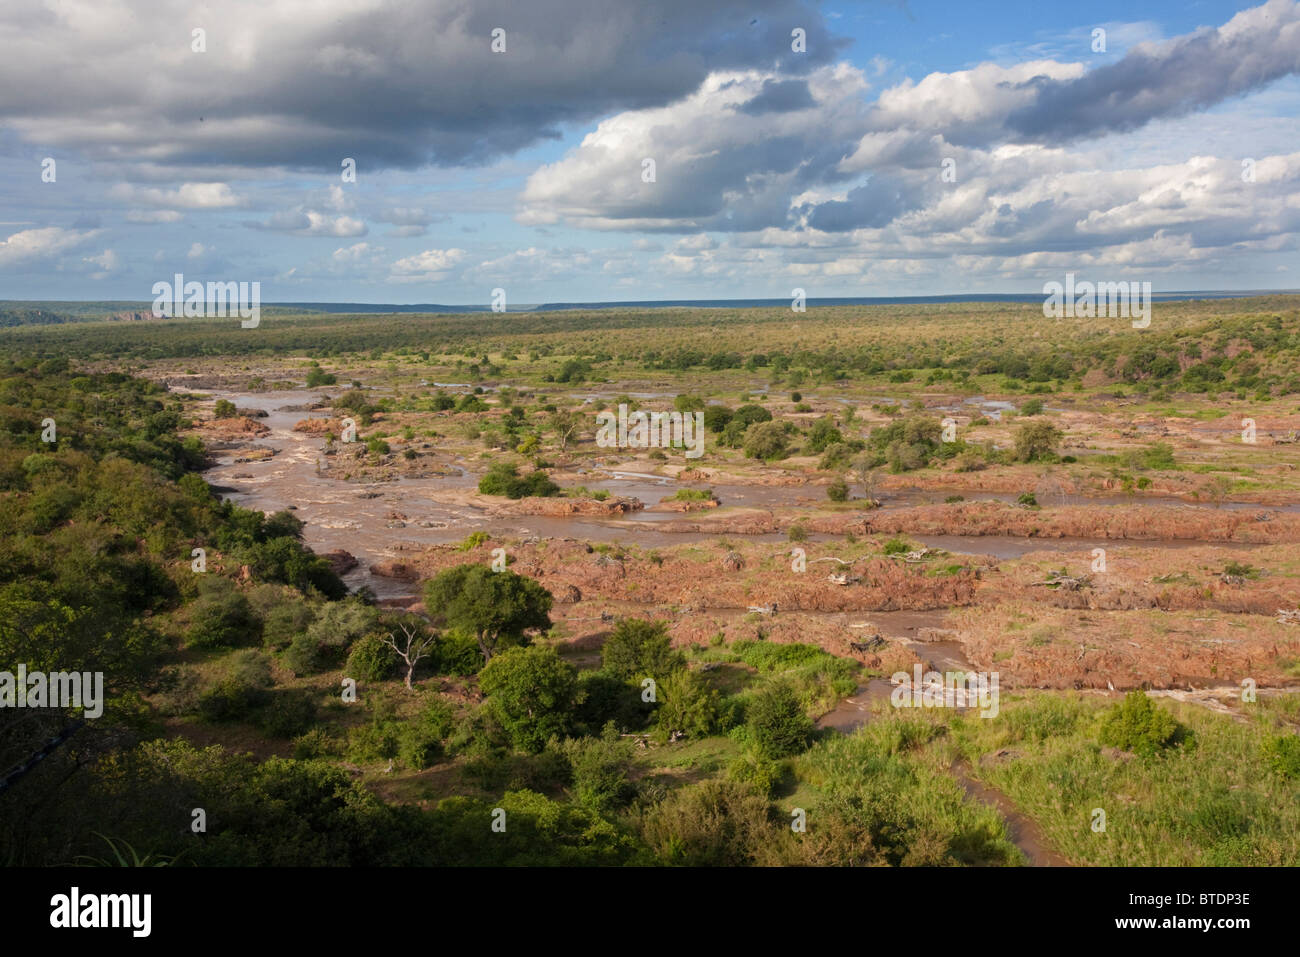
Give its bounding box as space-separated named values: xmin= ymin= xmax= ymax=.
xmin=1 ymin=0 xmax=1297 ymax=304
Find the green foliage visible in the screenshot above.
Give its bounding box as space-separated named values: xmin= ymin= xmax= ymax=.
xmin=1013 ymin=422 xmax=1063 ymax=463
xmin=827 ymin=479 xmax=849 ymax=502
xmin=478 ymin=645 xmax=578 ymax=753
xmin=702 ymin=405 xmax=733 ymax=431
xmin=187 ymin=580 xmax=260 ymax=649
xmin=745 ymin=684 xmax=815 ymax=759
xmin=423 ymin=565 xmax=553 ymax=662
xmin=197 ymin=650 xmax=273 ymax=721
xmin=601 ymin=618 xmax=685 ymax=681
xmin=1098 ymin=691 xmax=1182 ymax=757
xmin=881 ymin=536 xmax=913 ymax=555
xmin=1262 ymin=734 xmax=1300 ymax=778
xmin=806 ymin=415 xmax=843 ymax=453
xmin=477 ymin=463 xmax=560 ymax=498
xmin=869 ymin=414 xmax=944 ymax=473
xmin=346 ymin=633 xmax=399 ymax=682
xmin=213 ymin=399 xmax=237 ymax=418
xmin=399 ymin=697 xmax=457 ymax=769
xmin=743 ymin=420 xmax=790 ymax=460
xmin=640 ymin=779 xmax=774 ymax=865
xmin=654 ymin=669 xmax=727 ymax=740
xmin=561 ymin=724 xmax=635 ymax=811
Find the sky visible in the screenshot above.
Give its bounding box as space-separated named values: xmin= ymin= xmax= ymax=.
xmin=0 ymin=0 xmax=1298 ymax=304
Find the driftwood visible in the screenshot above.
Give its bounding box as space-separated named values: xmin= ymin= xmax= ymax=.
xmin=849 ymin=636 xmax=886 ymax=654
xmin=747 ymin=603 xmax=778 ymax=616
xmin=827 ymin=572 xmax=862 ymax=585
xmin=1030 ymin=573 xmax=1092 ymax=591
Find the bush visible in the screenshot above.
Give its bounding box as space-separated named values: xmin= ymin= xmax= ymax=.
xmin=743 ymin=421 xmax=790 ymax=461
xmin=346 ymin=633 xmax=398 ymax=682
xmin=727 ymin=752 xmax=786 ymax=797
xmin=435 ymin=629 xmax=484 ymax=676
xmin=197 ymin=650 xmax=273 ymax=721
xmin=702 ymin=405 xmax=733 ymax=432
xmin=882 ymin=536 xmax=913 ymax=556
xmin=399 ymin=697 xmax=457 ymax=769
xmin=258 ymin=690 xmax=317 ymax=738
xmin=745 ymin=684 xmax=815 ymax=759
xmin=292 ymin=727 xmax=343 ymax=759
xmin=654 ymin=669 xmax=726 ymax=741
xmin=478 ymin=463 xmax=560 ymax=498
xmin=1013 ymin=422 xmax=1062 ymax=463
xmin=732 ymin=404 xmax=772 ymax=428
xmin=640 ymin=779 xmax=774 ymax=865
xmin=827 ymin=479 xmax=849 ymax=502
xmin=479 ymin=645 xmax=578 ymax=753
xmin=601 ymin=618 xmax=684 ymax=681
xmin=1262 ymin=734 xmax=1300 ymax=779
xmin=562 ymin=724 xmax=635 ymax=811
xmin=213 ymin=399 xmax=237 ymax=418
xmin=1098 ymin=691 xmax=1181 ymax=757
xmin=186 ymin=581 xmax=260 ymax=649
xmin=259 ymin=597 xmax=316 ymax=651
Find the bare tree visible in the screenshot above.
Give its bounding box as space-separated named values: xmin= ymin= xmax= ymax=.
xmin=380 ymin=621 xmax=437 ymax=690
xmin=550 ymin=409 xmax=586 ymax=452
xmin=849 ymin=453 xmax=878 ymax=504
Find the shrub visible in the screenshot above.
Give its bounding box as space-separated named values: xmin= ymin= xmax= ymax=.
xmin=258 ymin=690 xmax=317 ymax=738
xmin=479 ymin=646 xmax=578 ymax=753
xmin=213 ymin=399 xmax=238 ymax=418
xmin=727 ymin=752 xmax=786 ymax=797
xmin=882 ymin=536 xmax=913 ymax=555
xmin=562 ymin=724 xmax=635 ymax=811
xmin=197 ymin=650 xmax=273 ymax=721
xmin=743 ymin=421 xmax=790 ymax=461
xmin=702 ymin=405 xmax=733 ymax=432
xmin=399 ymin=697 xmax=457 ymax=769
xmin=478 ymin=463 xmax=560 ymax=498
xmin=1013 ymin=422 xmax=1062 ymax=463
xmin=1262 ymin=734 xmax=1300 ymax=779
xmin=746 ymin=684 xmax=815 ymax=759
xmin=1098 ymin=691 xmax=1181 ymax=757
xmin=346 ymin=633 xmax=399 ymax=682
xmin=653 ymin=669 xmax=730 ymax=741
xmin=435 ymin=629 xmax=485 ymax=675
xmin=186 ymin=582 xmax=260 ymax=650
xmin=640 ymin=779 xmax=774 ymax=865
xmin=601 ymin=618 xmax=684 ymax=681
xmin=827 ymin=479 xmax=849 ymax=502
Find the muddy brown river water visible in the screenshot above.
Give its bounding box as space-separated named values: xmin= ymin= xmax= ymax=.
xmin=199 ymin=389 xmax=1267 ymax=597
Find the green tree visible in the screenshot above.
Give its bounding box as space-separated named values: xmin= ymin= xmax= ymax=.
xmin=600 ymin=618 xmax=684 ymax=681
xmin=478 ymin=645 xmax=578 ymax=752
xmin=423 ymin=565 xmax=553 ymax=662
xmin=1013 ymin=422 xmax=1063 ymax=463
xmin=743 ymin=421 xmax=790 ymax=461
xmin=746 ymin=684 xmax=815 ymax=758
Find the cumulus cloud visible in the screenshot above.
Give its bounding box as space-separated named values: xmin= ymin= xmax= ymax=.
xmin=0 ymin=0 xmax=843 ymax=171
xmin=388 ymin=248 xmax=466 ymax=282
xmin=0 ymin=227 xmax=101 ymax=268
xmin=109 ymin=182 xmax=242 ymax=208
xmin=515 ymin=1 xmax=1300 ymax=282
